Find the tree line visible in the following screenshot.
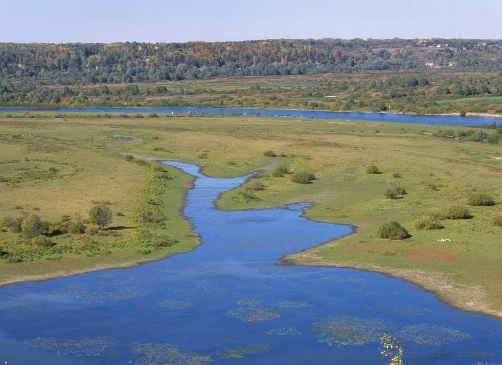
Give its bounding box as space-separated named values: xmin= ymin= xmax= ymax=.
xmin=1 ymin=38 xmax=501 ymax=87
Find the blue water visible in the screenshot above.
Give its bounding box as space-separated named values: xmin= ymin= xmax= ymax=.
xmin=1 ymin=107 xmax=501 ymax=126
xmin=0 ymin=161 xmax=502 ymax=365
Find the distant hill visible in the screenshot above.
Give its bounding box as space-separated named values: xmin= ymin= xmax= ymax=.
xmin=1 ymin=38 xmax=501 ymax=85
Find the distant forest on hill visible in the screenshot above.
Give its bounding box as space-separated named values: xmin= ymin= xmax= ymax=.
xmin=1 ymin=39 xmax=502 ymax=115
xmin=1 ymin=38 xmax=502 ymax=84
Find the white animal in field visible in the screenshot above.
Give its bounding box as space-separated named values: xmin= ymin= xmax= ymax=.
xmin=438 ymin=238 xmax=451 ymax=242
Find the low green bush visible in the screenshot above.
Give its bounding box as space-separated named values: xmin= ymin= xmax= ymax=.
xmin=491 ymin=216 xmax=502 ymax=226
xmin=290 ymin=171 xmax=315 ymax=184
xmin=0 ymin=217 xmax=23 ymax=233
xmin=68 ymin=221 xmax=86 ymax=234
xmin=31 ymin=235 xmax=52 ymax=248
xmin=243 ymin=179 xmax=265 ymax=191
xmin=439 ymin=206 xmax=471 ymax=220
xmin=240 ymin=191 xmax=257 ymax=199
xmin=271 ymin=166 xmax=290 ymax=177
xmin=124 ymin=154 xmax=134 ymax=162
xmin=365 ymin=164 xmax=380 ymax=174
xmin=377 ymin=221 xmax=409 ymax=240
xmin=263 ymin=150 xmax=276 ymax=157
xmin=151 ymin=164 xmax=164 ymax=172
xmin=383 ymin=186 xmax=406 ymax=199
xmin=466 ymin=193 xmax=495 ymax=206
xmin=413 ymin=215 xmax=443 ymax=230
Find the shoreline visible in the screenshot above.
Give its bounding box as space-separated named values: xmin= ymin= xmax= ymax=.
xmin=282 ymin=233 xmax=502 ymax=320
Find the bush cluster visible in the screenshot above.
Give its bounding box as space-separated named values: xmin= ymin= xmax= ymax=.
xmin=271 ymin=166 xmax=290 ymax=177
xmin=384 ymin=186 xmax=406 ymax=199
xmin=290 ymin=171 xmax=315 ymax=184
xmin=439 ymin=206 xmax=471 ymax=220
xmin=377 ymin=221 xmax=409 ymax=240
xmin=31 ymin=235 xmax=52 ymax=247
xmin=243 ymin=179 xmax=265 ymax=191
xmin=413 ymin=215 xmax=443 ymax=230
xmin=466 ymin=193 xmax=495 ymax=206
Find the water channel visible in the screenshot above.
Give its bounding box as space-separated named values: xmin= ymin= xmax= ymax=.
xmin=1 ymin=107 xmax=501 ymax=126
xmin=0 ymin=161 xmax=501 ymax=365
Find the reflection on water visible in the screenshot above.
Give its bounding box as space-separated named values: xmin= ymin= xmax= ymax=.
xmin=0 ymin=160 xmax=502 ymax=365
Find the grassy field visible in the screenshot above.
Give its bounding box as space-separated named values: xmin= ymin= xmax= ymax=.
xmin=0 ymin=112 xmax=501 ymax=317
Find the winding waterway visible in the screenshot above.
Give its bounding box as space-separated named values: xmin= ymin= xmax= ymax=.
xmin=1 ymin=161 xmax=502 ymax=365
xmin=1 ymin=107 xmax=501 ymax=126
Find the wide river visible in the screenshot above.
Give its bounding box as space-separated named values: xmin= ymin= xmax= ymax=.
xmin=1 ymin=107 xmax=501 ymax=126
xmin=0 ymin=161 xmax=501 ymax=365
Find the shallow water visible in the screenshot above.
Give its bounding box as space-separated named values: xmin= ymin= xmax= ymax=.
xmin=1 ymin=107 xmax=501 ymax=126
xmin=0 ymin=161 xmax=502 ymax=365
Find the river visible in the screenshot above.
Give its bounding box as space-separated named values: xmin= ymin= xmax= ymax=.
xmin=0 ymin=107 xmax=501 ymax=126
xmin=0 ymin=161 xmax=501 ymax=365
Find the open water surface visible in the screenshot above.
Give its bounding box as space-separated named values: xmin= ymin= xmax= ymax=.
xmin=0 ymin=107 xmax=501 ymax=126
xmin=1 ymin=161 xmax=502 ymax=364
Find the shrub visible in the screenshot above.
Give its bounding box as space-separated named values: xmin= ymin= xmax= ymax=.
xmin=0 ymin=217 xmax=23 ymax=233
xmin=290 ymin=171 xmax=315 ymax=184
xmin=149 ymin=113 xmax=159 ymax=118
xmin=124 ymin=154 xmax=134 ymax=161
xmin=263 ymin=150 xmax=276 ymax=157
xmin=243 ymin=179 xmax=265 ymax=191
xmin=466 ymin=193 xmax=495 ymax=206
xmin=140 ymin=210 xmax=161 ymax=223
xmin=24 ymin=112 xmax=34 ymax=118
xmin=134 ymin=113 xmax=144 ymax=118
xmin=48 ymin=224 xmax=67 ymax=235
xmin=384 ymin=186 xmax=406 ymax=199
xmin=240 ymin=191 xmax=257 ymax=199
xmin=88 ymin=205 xmax=113 ymax=229
xmin=31 ymin=235 xmax=52 ymax=248
xmin=491 ymin=216 xmax=502 ymax=226
xmin=439 ymin=206 xmax=471 ymax=220
xmin=85 ymin=227 xmax=99 ymax=235
xmin=377 ymin=221 xmax=409 ymax=240
xmin=384 ymin=188 xmax=398 ymax=199
xmin=365 ymin=164 xmax=380 ymax=174
xmin=393 ymin=186 xmax=407 ymax=195
xmin=413 ymin=215 xmax=443 ymax=230
xmin=21 ymin=214 xmax=44 ymax=238
xmin=392 ymin=172 xmax=402 ymax=178
xmin=271 ymin=166 xmax=290 ymax=177
xmin=151 ymin=164 xmax=164 ymax=172
xmin=68 ymin=221 xmax=86 ymax=234
xmin=151 ymin=237 xmax=178 ymax=248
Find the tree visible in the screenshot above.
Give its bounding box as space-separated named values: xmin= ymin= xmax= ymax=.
xmin=88 ymin=205 xmax=113 ymax=229
xmin=21 ymin=214 xmax=44 ymax=238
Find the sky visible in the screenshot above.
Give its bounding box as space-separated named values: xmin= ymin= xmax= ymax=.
xmin=0 ymin=0 xmax=501 ymax=43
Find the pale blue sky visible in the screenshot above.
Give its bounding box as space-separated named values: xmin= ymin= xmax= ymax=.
xmin=1 ymin=0 xmax=500 ymax=43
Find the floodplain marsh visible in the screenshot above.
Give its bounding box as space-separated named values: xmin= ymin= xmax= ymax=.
xmin=0 ymin=111 xmax=501 ymax=320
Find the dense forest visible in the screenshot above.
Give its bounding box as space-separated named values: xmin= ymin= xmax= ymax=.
xmin=1 ymin=38 xmax=502 ymax=114
xmin=2 ymin=38 xmax=502 ymax=83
